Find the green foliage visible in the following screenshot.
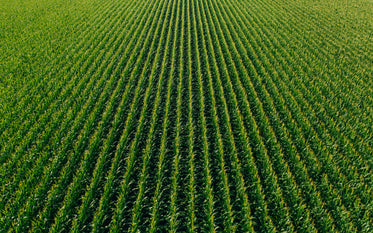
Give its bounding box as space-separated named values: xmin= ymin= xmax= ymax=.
xmin=0 ymin=0 xmax=371 ymax=232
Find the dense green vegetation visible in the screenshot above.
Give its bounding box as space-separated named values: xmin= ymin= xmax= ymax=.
xmin=1 ymin=0 xmax=372 ymax=232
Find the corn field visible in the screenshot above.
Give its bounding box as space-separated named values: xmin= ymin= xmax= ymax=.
xmin=0 ymin=0 xmax=372 ymax=232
